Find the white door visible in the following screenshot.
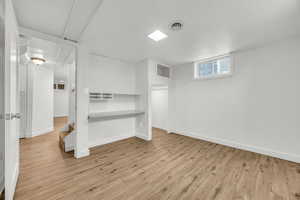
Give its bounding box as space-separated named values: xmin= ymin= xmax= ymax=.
xmin=0 ymin=0 xmax=5 ymax=195
xmin=3 ymin=0 xmax=20 ymax=199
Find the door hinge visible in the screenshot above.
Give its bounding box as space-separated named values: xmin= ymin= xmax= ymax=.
xmin=0 ymin=113 xmax=21 ymax=120
xmin=5 ymin=113 xmax=12 ymax=120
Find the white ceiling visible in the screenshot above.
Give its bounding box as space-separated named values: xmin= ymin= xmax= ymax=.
xmin=20 ymin=35 xmax=73 ymax=65
xmin=13 ymin=0 xmax=300 ymax=65
xmin=81 ymin=0 xmax=300 ymax=65
xmin=19 ymin=35 xmax=74 ymax=81
xmin=12 ymin=0 xmax=103 ymax=40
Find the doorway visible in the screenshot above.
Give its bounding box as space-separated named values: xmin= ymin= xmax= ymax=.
xmin=151 ymin=86 xmax=169 ymax=132
xmin=18 ymin=35 xmax=76 ymax=140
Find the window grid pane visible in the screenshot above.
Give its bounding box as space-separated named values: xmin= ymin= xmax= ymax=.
xmin=196 ymin=56 xmax=231 ymax=79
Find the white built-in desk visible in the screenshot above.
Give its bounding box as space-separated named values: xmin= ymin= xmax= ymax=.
xmin=88 ymin=110 xmax=145 ymax=121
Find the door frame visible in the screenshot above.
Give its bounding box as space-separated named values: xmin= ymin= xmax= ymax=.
xmin=0 ymin=0 xmax=5 ymax=196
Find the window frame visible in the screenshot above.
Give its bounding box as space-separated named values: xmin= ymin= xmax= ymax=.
xmin=194 ymin=54 xmax=233 ymax=80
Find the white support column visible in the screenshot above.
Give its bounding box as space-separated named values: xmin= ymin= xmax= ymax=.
xmin=135 ymin=59 xmax=152 ymax=141
xmin=75 ymin=44 xmax=90 ymax=158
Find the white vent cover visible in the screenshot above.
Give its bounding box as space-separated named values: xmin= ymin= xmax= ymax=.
xmin=157 ymin=64 xmax=170 ymax=78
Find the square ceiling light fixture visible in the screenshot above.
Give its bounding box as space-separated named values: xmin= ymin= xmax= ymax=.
xmin=148 ymin=30 xmax=168 ymax=42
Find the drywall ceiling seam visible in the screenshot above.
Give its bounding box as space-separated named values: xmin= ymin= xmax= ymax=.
xmin=62 ymin=0 xmax=77 ymax=39
xmin=76 ymin=0 xmax=104 ymax=42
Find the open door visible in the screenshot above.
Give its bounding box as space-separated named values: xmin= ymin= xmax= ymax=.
xmin=0 ymin=1 xmax=5 ymax=197
xmin=2 ymin=0 xmax=20 ymax=199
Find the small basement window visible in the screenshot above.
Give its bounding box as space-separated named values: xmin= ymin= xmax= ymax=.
xmin=194 ymin=55 xmax=232 ymax=79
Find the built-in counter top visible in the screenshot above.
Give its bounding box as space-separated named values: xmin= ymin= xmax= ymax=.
xmin=88 ymin=110 xmax=145 ymax=121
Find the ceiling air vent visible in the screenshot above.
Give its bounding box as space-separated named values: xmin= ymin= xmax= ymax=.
xmin=157 ymin=64 xmax=170 ymax=78
xmin=169 ymin=21 xmax=183 ymax=31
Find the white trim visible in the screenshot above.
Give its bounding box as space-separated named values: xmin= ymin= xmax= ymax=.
xmin=194 ymin=53 xmax=231 ymax=64
xmin=0 ymin=174 xmax=4 ymax=195
xmin=77 ymin=0 xmax=105 ymax=40
xmin=194 ymin=54 xmax=233 ymax=80
xmin=74 ymin=148 xmax=90 ymax=159
xmin=5 ymin=162 xmax=19 ymax=200
xmin=89 ymin=133 xmax=135 ymax=148
xmin=31 ymin=126 xmax=53 ymax=137
xmin=64 ymin=145 xmax=74 ymax=152
xmin=19 ymin=27 xmax=77 ymax=47
xmin=152 ymin=85 xmax=168 ymax=91
xmin=152 ymin=127 xmax=170 ymax=133
xmin=170 ymin=129 xmax=300 ymax=163
xmin=54 ymin=114 xmax=68 ymax=118
xmin=62 ymin=0 xmax=76 ymax=37
xmin=135 ymin=133 xmax=151 ymax=141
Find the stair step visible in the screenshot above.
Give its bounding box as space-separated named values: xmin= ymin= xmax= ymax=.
xmin=59 ymin=123 xmax=75 ymax=152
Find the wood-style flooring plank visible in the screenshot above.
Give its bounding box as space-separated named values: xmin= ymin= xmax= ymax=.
xmin=14 ymin=118 xmax=300 ymax=200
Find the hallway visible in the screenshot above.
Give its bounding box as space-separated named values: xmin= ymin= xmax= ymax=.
xmin=15 ymin=117 xmax=71 ymax=199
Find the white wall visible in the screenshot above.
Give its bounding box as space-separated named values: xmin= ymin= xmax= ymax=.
xmin=68 ymin=62 xmax=76 ymax=123
xmin=87 ymin=55 xmax=138 ymax=147
xmin=31 ymin=65 xmax=54 ymax=136
xmin=54 ymin=89 xmax=68 ymax=117
xmin=88 ymin=55 xmax=136 ymax=94
xmin=149 ymin=59 xmax=170 ymax=131
xmin=54 ymin=64 xmax=69 ymax=117
xmin=151 ymin=88 xmax=168 ymax=130
xmin=135 ymin=59 xmax=152 ymax=140
xmin=149 ymin=59 xmax=170 ymax=87
xmin=75 ymin=45 xmax=90 ymax=158
xmin=169 ymin=37 xmax=300 ymax=163
xmin=18 ymin=62 xmax=27 ymax=138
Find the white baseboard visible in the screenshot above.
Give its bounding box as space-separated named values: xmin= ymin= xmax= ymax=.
xmin=31 ymin=126 xmax=54 ymax=137
xmin=5 ymin=162 xmax=19 ymax=200
xmin=152 ymin=127 xmax=171 ymax=133
xmin=170 ymin=129 xmax=300 ymax=163
xmin=74 ymin=148 xmax=90 ymax=159
xmin=65 ymin=145 xmax=74 ymax=152
xmin=89 ymin=133 xmax=135 ymax=148
xmin=152 ymin=126 xmax=165 ymax=131
xmin=54 ymin=115 xmax=68 ymax=118
xmin=135 ymin=133 xmax=151 ymax=141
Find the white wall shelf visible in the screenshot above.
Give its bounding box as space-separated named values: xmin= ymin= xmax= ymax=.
xmin=86 ymin=56 xmax=151 ymax=149
xmin=89 ymin=92 xmax=141 ymax=101
xmin=90 ymin=92 xmax=141 ymax=95
xmin=88 ymin=110 xmax=145 ymax=120
xmin=114 ymin=93 xmax=141 ymax=96
xmin=89 ymin=92 xmax=114 ymax=101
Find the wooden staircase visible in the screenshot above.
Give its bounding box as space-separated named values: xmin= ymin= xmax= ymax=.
xmin=59 ymin=123 xmax=75 ymax=152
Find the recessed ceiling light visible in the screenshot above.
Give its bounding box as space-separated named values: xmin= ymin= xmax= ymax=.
xmin=148 ymin=30 xmax=168 ymax=42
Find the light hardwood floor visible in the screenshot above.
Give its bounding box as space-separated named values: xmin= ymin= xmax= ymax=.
xmin=15 ymin=117 xmax=300 ymax=200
